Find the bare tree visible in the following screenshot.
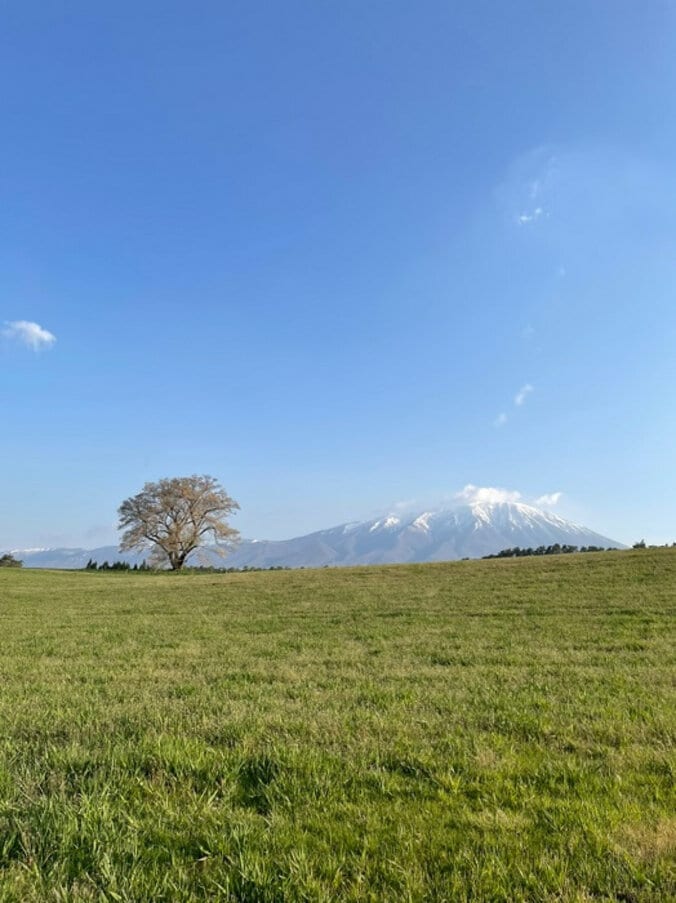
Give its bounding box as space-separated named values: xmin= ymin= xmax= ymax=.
xmin=118 ymin=475 xmax=240 ymax=570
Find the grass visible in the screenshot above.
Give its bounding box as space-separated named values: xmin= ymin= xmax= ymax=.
xmin=0 ymin=549 xmax=674 ymax=901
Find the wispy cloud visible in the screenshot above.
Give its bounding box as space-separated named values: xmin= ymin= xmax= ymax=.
xmin=3 ymin=320 xmax=56 ymax=351
xmin=456 ymin=484 xmax=522 ymax=505
xmin=534 ymin=492 xmax=563 ymax=508
xmin=517 ymin=206 xmax=544 ymax=225
xmin=493 ymin=383 xmax=534 ymax=426
xmin=383 ymin=486 xmax=566 ymax=516
xmin=514 ymin=383 xmax=534 ymax=406
xmin=458 ymin=485 xmax=563 ymax=510
xmin=495 ymin=145 xmax=557 ymax=228
xmin=499 ymin=144 xmax=672 ymax=262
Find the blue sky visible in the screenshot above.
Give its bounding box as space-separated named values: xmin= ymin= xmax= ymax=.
xmin=2 ymin=1 xmax=675 ymax=549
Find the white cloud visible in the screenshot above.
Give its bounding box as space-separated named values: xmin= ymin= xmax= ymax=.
xmin=500 ymin=144 xmax=673 ymax=257
xmin=457 ymin=485 xmax=564 ymax=510
xmin=514 ymin=383 xmax=534 ymax=406
xmin=517 ymin=206 xmax=544 ymax=225
xmin=496 ymin=146 xmax=558 ymax=227
xmin=534 ymin=492 xmax=563 ymax=508
xmin=3 ymin=320 xmax=56 ymax=350
xmin=493 ymin=383 xmax=534 ymax=427
xmin=456 ymin=485 xmax=522 ymax=505
xmin=382 ymin=486 xmax=566 ymax=517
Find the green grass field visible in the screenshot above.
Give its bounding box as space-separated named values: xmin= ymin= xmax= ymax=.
xmin=0 ymin=550 xmax=674 ymax=901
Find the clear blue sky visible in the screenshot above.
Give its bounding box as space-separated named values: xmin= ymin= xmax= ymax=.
xmin=2 ymin=1 xmax=675 ymax=549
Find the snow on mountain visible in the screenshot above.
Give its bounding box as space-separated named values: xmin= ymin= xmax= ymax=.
xmin=368 ymin=516 xmax=400 ymax=532
xmin=211 ymin=500 xmax=623 ymax=567
xmin=8 ymin=500 xmax=623 ymax=569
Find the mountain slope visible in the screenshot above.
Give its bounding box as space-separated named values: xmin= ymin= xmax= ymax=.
xmin=9 ymin=501 xmax=623 ymax=569
xmin=222 ymin=501 xmax=622 ymax=568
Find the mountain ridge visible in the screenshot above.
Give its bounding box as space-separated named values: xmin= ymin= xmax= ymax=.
xmin=7 ymin=500 xmax=623 ymax=569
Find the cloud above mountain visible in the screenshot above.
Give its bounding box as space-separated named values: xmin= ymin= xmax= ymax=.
xmin=455 ymin=484 xmax=522 ymax=505
xmin=534 ymin=492 xmax=563 ymax=508
xmin=455 ymin=484 xmax=564 ymax=510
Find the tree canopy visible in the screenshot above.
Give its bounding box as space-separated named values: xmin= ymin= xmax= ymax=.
xmin=118 ymin=475 xmax=240 ymax=570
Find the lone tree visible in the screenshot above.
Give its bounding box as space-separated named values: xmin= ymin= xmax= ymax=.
xmin=118 ymin=475 xmax=240 ymax=570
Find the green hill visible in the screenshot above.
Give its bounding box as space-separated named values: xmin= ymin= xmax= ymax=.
xmin=0 ymin=550 xmax=674 ymax=901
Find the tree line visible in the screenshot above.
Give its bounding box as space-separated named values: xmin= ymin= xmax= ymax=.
xmin=482 ymin=544 xmax=613 ymax=559
xmin=83 ymin=559 xmax=289 ymax=573
xmin=84 ymin=559 xmax=151 ymax=571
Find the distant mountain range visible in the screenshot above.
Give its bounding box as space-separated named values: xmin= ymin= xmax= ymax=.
xmin=8 ymin=500 xmax=623 ymax=569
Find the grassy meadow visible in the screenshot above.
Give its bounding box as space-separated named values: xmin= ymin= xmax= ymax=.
xmin=0 ymin=549 xmax=674 ymax=901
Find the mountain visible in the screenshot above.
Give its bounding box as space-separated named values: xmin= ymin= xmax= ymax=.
xmin=217 ymin=501 xmax=622 ymax=567
xmin=4 ymin=546 xmax=147 ymax=570
xmin=8 ymin=501 xmax=623 ymax=569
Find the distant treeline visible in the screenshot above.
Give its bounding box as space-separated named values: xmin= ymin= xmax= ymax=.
xmin=0 ymin=553 xmax=22 ymax=568
xmin=482 ymin=544 xmax=614 ymax=559
xmin=84 ymin=559 xmax=151 ymax=571
xmin=185 ymin=565 xmax=291 ymax=572
xmin=630 ymin=539 xmax=676 ymax=550
xmin=83 ymin=559 xmax=290 ymax=573
xmin=485 ymin=540 xmax=676 ymax=559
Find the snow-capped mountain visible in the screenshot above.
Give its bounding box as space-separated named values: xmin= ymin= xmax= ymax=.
xmin=8 ymin=500 xmax=622 ymax=569
xmin=216 ymin=500 xmax=622 ymax=567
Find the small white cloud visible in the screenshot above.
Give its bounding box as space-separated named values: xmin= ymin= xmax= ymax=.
xmin=456 ymin=485 xmax=522 ymax=505
xmin=517 ymin=206 xmax=544 ymax=225
xmin=3 ymin=320 xmax=56 ymax=351
xmin=534 ymin=492 xmax=563 ymax=508
xmin=494 ymin=412 xmax=508 ymax=428
xmin=514 ymin=383 xmax=534 ymax=406
xmin=522 ymin=325 xmax=536 ymax=339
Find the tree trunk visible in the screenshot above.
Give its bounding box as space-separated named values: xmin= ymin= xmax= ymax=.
xmin=169 ymin=552 xmax=185 ymax=570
